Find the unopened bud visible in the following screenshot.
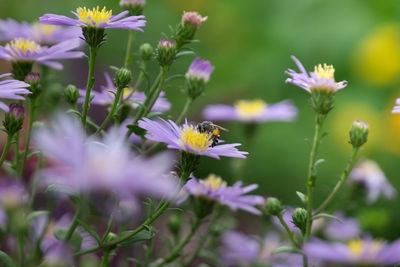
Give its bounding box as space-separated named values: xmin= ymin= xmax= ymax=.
xmin=139 ymin=43 xmax=154 ymax=61
xmin=3 ymin=103 xmax=24 ymax=135
xmin=349 ymin=120 xmax=369 ymax=148
xmin=115 ymin=68 xmax=132 ymax=89
xmin=174 ymin=11 xmax=207 ymax=48
xmin=120 ymin=0 xmax=145 ymax=15
xmin=167 ymin=214 xmax=181 ymax=236
xmin=185 ymin=57 xmax=214 ymax=100
xmin=156 ymin=39 xmax=177 ymax=68
xmin=25 ymin=72 xmax=41 ymax=97
xmin=64 ymin=85 xmax=80 ymax=106
xmin=265 ymin=197 xmax=282 ymax=216
xmin=291 ymin=208 xmax=308 ymax=234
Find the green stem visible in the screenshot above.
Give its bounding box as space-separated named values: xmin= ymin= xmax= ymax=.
xmin=17 ymin=231 xmax=24 ymax=267
xmin=101 ymin=249 xmax=110 ymax=267
xmin=20 ymin=97 xmax=36 ymax=176
xmin=81 ymin=46 xmax=98 ymax=128
xmin=313 ymin=147 xmax=360 ymax=216
xmin=94 ymin=86 xmax=123 ymax=136
xmin=124 ymin=31 xmax=136 ymax=68
xmin=157 ymin=216 xmax=202 ymax=266
xmin=0 ymin=133 xmax=14 ymax=168
xmin=14 ymin=132 xmax=20 ymax=171
xmin=64 ymin=204 xmax=81 ymax=242
xmin=277 ymin=213 xmax=300 ymax=248
xmin=304 ymin=113 xmax=325 ymax=242
xmin=176 ymin=97 xmax=193 ymax=125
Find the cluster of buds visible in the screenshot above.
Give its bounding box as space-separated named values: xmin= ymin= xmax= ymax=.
xmin=25 ymin=72 xmax=41 ymax=98
xmin=3 ymin=103 xmax=24 ymax=135
xmin=185 ymin=57 xmax=215 ymax=100
xmin=349 ymin=120 xmax=369 ymax=148
xmin=174 ymin=11 xmax=207 ymax=49
xmin=120 ymin=0 xmax=146 ymax=15
xmin=156 ymin=39 xmax=177 ymax=68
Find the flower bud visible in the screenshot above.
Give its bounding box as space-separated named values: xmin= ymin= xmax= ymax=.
xmin=25 ymin=72 xmax=41 ymax=97
xmin=120 ymin=0 xmax=145 ymax=15
xmin=156 ymin=39 xmax=177 ymax=68
xmin=265 ymin=197 xmax=282 ymax=216
xmin=3 ymin=103 xmax=24 ymax=135
xmin=174 ymin=11 xmax=207 ymax=48
xmin=185 ymin=57 xmax=214 ymax=100
xmin=291 ymin=208 xmax=308 ymax=234
xmin=310 ymin=90 xmax=335 ymax=115
xmin=349 ymin=120 xmax=369 ymax=148
xmin=115 ymin=67 xmax=132 ymax=89
xmin=167 ymin=214 xmax=181 ymax=236
xmin=64 ymin=85 xmax=80 ymax=106
xmin=139 ymin=43 xmax=154 ymax=61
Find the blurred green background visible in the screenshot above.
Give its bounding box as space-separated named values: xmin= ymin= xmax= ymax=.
xmin=1 ymin=0 xmax=400 ymax=239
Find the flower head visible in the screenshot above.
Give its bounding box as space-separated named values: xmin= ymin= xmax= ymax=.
xmin=0 ymin=73 xmax=31 ymax=112
xmin=285 ymin=56 xmax=347 ymax=93
xmin=77 ymin=72 xmax=170 ymax=112
xmin=0 ymin=38 xmax=84 ymax=69
xmin=182 ymin=11 xmax=207 ymax=27
xmin=203 ymin=99 xmax=297 ymax=122
xmin=34 ymin=115 xmax=178 ymax=200
xmin=40 ymin=6 xmax=146 ymax=31
xmin=138 ymin=117 xmax=248 ymax=159
xmin=304 ymin=238 xmax=400 ymax=266
xmin=186 ymin=57 xmax=214 ymax=83
xmin=349 ymin=159 xmax=396 ymax=203
xmin=179 ymin=174 xmax=264 ymax=214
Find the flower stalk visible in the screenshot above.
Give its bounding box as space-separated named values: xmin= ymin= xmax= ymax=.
xmin=81 ymin=46 xmax=98 ymax=128
xmin=0 ymin=133 xmax=14 ymax=168
xmin=20 ymin=97 xmax=36 ymax=175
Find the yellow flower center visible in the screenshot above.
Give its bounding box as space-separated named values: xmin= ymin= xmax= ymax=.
xmin=235 ymin=99 xmax=266 ymax=119
xmin=203 ymin=174 xmax=227 ymax=191
xmin=348 ymin=240 xmax=363 ymax=256
xmin=33 ymin=23 xmax=56 ymax=37
xmin=347 ymin=239 xmax=382 ymax=259
xmin=179 ymin=125 xmax=212 ymax=152
xmin=5 ymin=38 xmax=41 ymax=55
xmin=314 ymin=63 xmax=335 ymax=79
xmin=122 ymin=88 xmax=134 ymax=99
xmin=77 ymin=6 xmax=112 ymax=26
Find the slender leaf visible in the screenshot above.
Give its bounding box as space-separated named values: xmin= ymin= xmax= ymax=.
xmin=120 ymin=229 xmax=155 ymax=246
xmin=312 ymin=213 xmax=342 ymax=222
xmin=271 ymin=246 xmax=303 ymax=255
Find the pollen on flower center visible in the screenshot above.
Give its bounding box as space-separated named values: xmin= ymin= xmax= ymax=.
xmin=179 ymin=125 xmax=212 ymax=152
xmin=122 ymin=88 xmax=134 ymax=99
xmin=5 ymin=38 xmax=41 ymax=55
xmin=348 ymin=239 xmax=363 ymax=256
xmin=77 ymin=6 xmax=112 ymax=26
xmin=314 ymin=63 xmax=335 ymax=79
xmin=235 ymin=99 xmax=266 ymax=119
xmin=203 ymin=174 xmax=227 ymax=191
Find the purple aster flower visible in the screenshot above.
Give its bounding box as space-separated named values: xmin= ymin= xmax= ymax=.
xmin=349 ymin=159 xmax=396 ymax=203
xmin=178 ymin=174 xmax=264 ymax=214
xmin=203 ymin=99 xmax=297 ymax=122
xmin=0 ymin=19 xmax=82 ymax=45
xmin=33 ymin=114 xmax=178 ymax=200
xmin=392 ymin=98 xmax=400 ymax=113
xmin=0 ymin=38 xmax=84 ymax=69
xmin=221 ymin=231 xmax=260 ymax=265
xmin=186 ymin=57 xmax=214 ymax=83
xmin=304 ymin=238 xmax=400 ymax=266
xmin=138 ymin=117 xmax=248 ymax=159
xmin=0 ymin=73 xmax=31 ymax=111
xmin=285 ymin=56 xmax=347 ymax=92
xmin=77 ymin=72 xmax=170 ymax=112
xmin=324 ymin=212 xmax=361 ymax=241
xmin=39 ymin=6 xmax=146 ymax=31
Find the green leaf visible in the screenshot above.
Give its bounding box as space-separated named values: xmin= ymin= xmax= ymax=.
xmin=45 ymin=184 xmax=79 ymax=203
xmin=271 ymin=246 xmax=303 ymax=255
xmin=54 ymin=228 xmax=82 ymax=251
xmin=0 ymin=251 xmax=16 ymax=267
xmin=127 ymin=125 xmax=146 ymax=137
xmin=176 ymin=51 xmax=195 ymax=58
xmin=27 ymin=151 xmax=41 ymax=159
xmin=312 ymin=213 xmax=342 ymax=222
xmin=76 ymin=218 xmax=101 ymax=245
xmin=66 ymin=108 xmax=82 ymax=118
xmin=120 ymin=229 xmax=155 ymax=246
xmin=27 ymin=210 xmax=49 ymax=222
xmin=296 ymin=191 xmax=307 ymax=203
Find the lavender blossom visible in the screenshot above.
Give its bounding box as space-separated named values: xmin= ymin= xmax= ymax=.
xmin=324 ymin=212 xmax=361 ymax=241
xmin=0 ymin=19 xmax=81 ymax=45
xmin=39 ymin=6 xmax=146 ymax=31
xmin=285 ymin=56 xmax=347 ymax=92
xmin=138 ymin=117 xmax=248 ymax=159
xmin=0 ymin=73 xmax=31 ymax=111
xmin=178 ymin=174 xmax=264 ymax=214
xmin=33 ymin=115 xmax=178 ymax=200
xmin=349 ymin=159 xmax=396 ymax=203
xmin=304 ymin=238 xmax=400 ymax=266
xmin=186 ymin=57 xmax=214 ymax=83
xmin=203 ymin=99 xmax=297 ymax=122
xmin=0 ymin=38 xmax=84 ymax=69
xmin=77 ymin=72 xmax=170 ymax=112
xmin=392 ymin=98 xmax=400 ymax=113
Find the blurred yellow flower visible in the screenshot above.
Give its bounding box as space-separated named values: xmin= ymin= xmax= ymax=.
xmin=352 ymin=24 xmax=400 ymax=86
